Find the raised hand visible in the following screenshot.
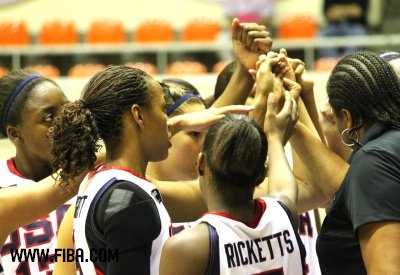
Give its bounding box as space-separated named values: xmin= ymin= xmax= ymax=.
xmin=264 ymin=90 xmax=299 ymax=145
xmin=255 ymin=53 xmax=281 ymax=96
xmin=247 ymin=53 xmax=286 ymax=126
xmin=231 ymin=18 xmax=272 ymax=70
xmin=275 ymin=48 xmax=297 ymax=82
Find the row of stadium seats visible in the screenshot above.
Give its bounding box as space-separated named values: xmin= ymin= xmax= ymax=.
xmin=0 ymin=18 xmax=221 ymax=45
xmin=0 ymin=14 xmax=318 ymax=45
xmin=0 ymin=61 xmax=231 ymax=78
xmin=0 ymin=57 xmax=339 ymax=79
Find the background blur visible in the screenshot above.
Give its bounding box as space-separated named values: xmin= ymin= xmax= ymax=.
xmin=0 ymin=0 xmax=397 ymax=157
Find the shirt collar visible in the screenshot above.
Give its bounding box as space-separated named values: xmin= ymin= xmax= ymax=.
xmin=348 ymin=122 xmax=391 ymax=162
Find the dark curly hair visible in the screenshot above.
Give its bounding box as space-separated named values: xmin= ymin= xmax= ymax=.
xmin=50 ymin=65 xmax=152 ymax=185
xmin=0 ymin=69 xmax=59 ymax=138
xmin=202 ymin=114 xmax=267 ymax=204
xmin=327 ymin=51 xmax=400 ymax=137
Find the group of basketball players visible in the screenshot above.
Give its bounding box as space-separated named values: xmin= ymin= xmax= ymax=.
xmin=1 ymin=17 xmax=400 ymax=275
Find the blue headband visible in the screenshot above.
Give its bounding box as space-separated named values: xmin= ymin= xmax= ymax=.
xmin=166 ymin=93 xmax=202 ymax=116
xmin=1 ymin=74 xmax=41 ymax=134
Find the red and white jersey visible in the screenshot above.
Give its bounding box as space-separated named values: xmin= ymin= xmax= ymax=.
xmin=0 ymin=159 xmax=73 ymax=275
xmin=286 ymin=143 xmax=321 ymax=275
xmin=197 ymin=197 xmax=305 ymax=275
xmin=299 ymin=211 xmax=321 ymax=275
xmin=73 ymin=166 xmax=171 ymax=275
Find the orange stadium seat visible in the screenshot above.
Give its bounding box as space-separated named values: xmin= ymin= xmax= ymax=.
xmin=24 ymin=64 xmax=60 ymax=78
xmin=68 ymin=63 xmax=106 ymax=78
xmin=166 ymin=61 xmax=207 ymax=75
xmin=181 ymin=18 xmax=220 ymax=41
xmin=314 ymin=57 xmax=341 ymax=72
xmin=0 ymin=20 xmax=30 ymax=45
xmin=277 ymin=14 xmax=317 ymax=39
xmin=125 ymin=62 xmax=158 ymax=75
xmin=86 ymin=19 xmax=126 ymax=43
xmin=0 ymin=66 xmax=10 ymax=77
xmin=135 ymin=19 xmax=174 ymax=42
xmin=212 ymin=60 xmax=232 ymax=74
xmin=38 ymin=20 xmax=79 ymax=44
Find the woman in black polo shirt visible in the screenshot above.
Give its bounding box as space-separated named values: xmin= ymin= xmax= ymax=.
xmin=291 ymin=51 xmax=400 ymax=274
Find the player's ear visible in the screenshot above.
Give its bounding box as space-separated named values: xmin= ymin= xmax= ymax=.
xmin=7 ymin=125 xmax=23 ymax=145
xmin=131 ymin=105 xmax=145 ymax=129
xmin=197 ymin=152 xmax=205 ymax=176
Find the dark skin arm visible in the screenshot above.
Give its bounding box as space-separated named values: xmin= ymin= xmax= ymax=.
xmin=290 ymin=121 xmax=349 ymax=202
xmin=213 ymin=18 xmax=272 ymax=108
xmin=0 ymin=176 xmax=77 ymax=244
xmin=359 ymin=222 xmax=400 ymax=274
xmin=160 ymin=223 xmax=210 ymax=275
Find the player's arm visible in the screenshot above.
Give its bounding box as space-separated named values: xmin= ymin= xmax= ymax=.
xmin=94 ymin=181 xmax=161 ymax=274
xmin=160 ymin=223 xmax=210 ymax=275
xmin=212 ymin=18 xmax=272 ymax=108
xmin=290 ymin=121 xmax=348 ymax=203
xmin=53 ymin=205 xmax=77 ymax=275
xmin=151 ymin=179 xmax=207 ymax=222
xmin=168 ymin=105 xmax=254 ymax=137
xmin=359 ymin=222 xmax=400 ymax=274
xmin=350 ymin=150 xmax=400 ymax=274
xmin=0 ymin=176 xmax=78 ymax=244
xmin=264 ymin=89 xmax=300 ymax=225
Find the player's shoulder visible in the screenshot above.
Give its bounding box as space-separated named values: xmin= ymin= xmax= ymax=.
xmin=164 ymin=223 xmax=209 ymax=256
xmin=0 ymin=159 xmax=33 ymax=188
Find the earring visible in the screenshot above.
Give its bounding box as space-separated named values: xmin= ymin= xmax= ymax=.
xmin=341 ymin=128 xmax=359 ymax=147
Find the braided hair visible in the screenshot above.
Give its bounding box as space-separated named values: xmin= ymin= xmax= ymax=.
xmin=327 ymin=51 xmax=400 ymax=135
xmin=50 ymin=65 xmax=152 ymax=185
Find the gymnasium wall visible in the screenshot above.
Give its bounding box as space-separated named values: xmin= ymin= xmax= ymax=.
xmin=0 ymin=0 xmax=321 ymax=33
xmin=0 ymin=0 xmax=383 ymax=157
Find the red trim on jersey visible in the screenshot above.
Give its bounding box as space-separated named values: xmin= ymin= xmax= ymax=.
xmin=203 ymin=198 xmax=267 ymax=229
xmin=6 ymin=158 xmax=26 ymax=179
xmin=88 ymin=164 xmax=148 ymax=182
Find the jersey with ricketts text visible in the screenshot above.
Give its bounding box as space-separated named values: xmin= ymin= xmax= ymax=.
xmin=0 ymin=159 xmax=73 ymax=275
xmin=198 ymin=197 xmax=306 ymax=275
xmin=73 ymin=166 xmax=171 ymax=275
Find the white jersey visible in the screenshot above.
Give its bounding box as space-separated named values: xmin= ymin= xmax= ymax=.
xmin=299 ymin=210 xmax=321 ymax=275
xmin=73 ymin=166 xmax=171 ymax=275
xmin=286 ymin=143 xmax=321 ymax=275
xmin=197 ymin=197 xmax=305 ymax=275
xmin=0 ymin=159 xmax=73 ymax=275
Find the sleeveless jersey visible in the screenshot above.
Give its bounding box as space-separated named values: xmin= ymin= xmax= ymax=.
xmin=299 ymin=211 xmax=321 ymax=275
xmin=286 ymin=144 xmax=321 ymax=275
xmin=0 ymin=159 xmax=73 ymax=275
xmin=73 ymin=166 xmax=171 ymax=275
xmin=198 ymin=197 xmax=305 ymax=275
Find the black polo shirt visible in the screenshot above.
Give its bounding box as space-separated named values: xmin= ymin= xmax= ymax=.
xmin=316 ymin=122 xmax=400 ymax=274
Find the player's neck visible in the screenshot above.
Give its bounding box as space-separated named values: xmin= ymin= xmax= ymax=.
xmin=13 ymin=155 xmax=52 ymax=182
xmin=207 ymin=198 xmax=256 ymax=223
